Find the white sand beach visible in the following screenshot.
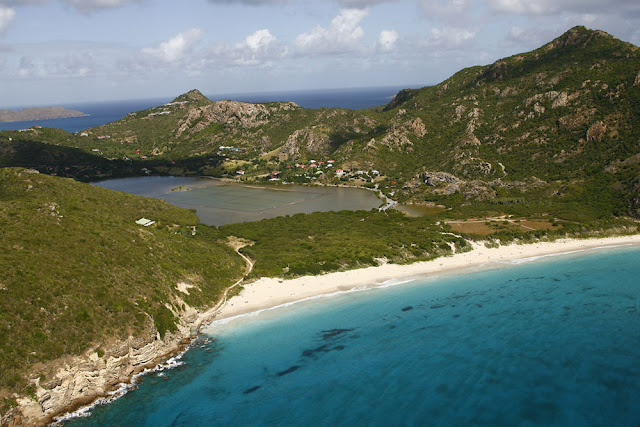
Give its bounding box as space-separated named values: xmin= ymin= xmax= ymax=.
xmin=213 ymin=235 xmax=640 ymax=322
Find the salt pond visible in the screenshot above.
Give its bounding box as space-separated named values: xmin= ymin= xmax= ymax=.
xmin=94 ymin=176 xmax=382 ymax=226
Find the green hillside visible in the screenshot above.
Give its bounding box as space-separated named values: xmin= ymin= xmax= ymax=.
xmin=360 ymin=27 xmax=640 ymax=216
xmin=0 ymin=168 xmax=244 ymax=398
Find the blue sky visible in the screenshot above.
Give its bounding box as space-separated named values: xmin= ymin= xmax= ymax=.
xmin=1 ymin=0 xmax=639 ymax=108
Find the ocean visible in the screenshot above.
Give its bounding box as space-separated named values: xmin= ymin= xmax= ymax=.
xmin=0 ymin=86 xmax=409 ymax=133
xmin=64 ymin=245 xmax=640 ymax=426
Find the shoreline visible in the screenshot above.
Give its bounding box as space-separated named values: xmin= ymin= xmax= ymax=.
xmin=14 ymin=233 xmax=640 ymax=425
xmin=210 ymin=234 xmax=640 ymax=324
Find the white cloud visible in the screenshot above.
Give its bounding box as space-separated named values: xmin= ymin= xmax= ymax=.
xmin=487 ymin=0 xmax=554 ymax=15
xmin=244 ymin=29 xmax=277 ymax=53
xmin=60 ymin=0 xmax=140 ymax=13
xmin=506 ymin=26 xmax=545 ymax=45
xmin=424 ymin=26 xmax=476 ymax=49
xmin=141 ymin=29 xmax=204 ymax=63
xmin=295 ymin=8 xmax=369 ymax=55
xmin=11 ymin=48 xmax=107 ymax=79
xmin=17 ymin=55 xmax=37 ymax=77
xmin=0 ymin=6 xmax=15 ymax=34
xmin=230 ymin=28 xmax=288 ymax=65
xmin=501 ymin=25 xmax=566 ymax=50
xmin=378 ymin=29 xmax=398 ymax=51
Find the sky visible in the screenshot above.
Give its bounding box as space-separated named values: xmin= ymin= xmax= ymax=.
xmin=1 ymin=0 xmax=639 ymax=108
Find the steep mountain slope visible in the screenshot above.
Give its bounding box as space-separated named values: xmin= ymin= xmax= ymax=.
xmin=353 ymin=27 xmax=640 ymax=217
xmin=381 ymin=27 xmax=640 ymax=172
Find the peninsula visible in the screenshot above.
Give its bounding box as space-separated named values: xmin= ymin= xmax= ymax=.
xmin=0 ymin=106 xmax=87 ymax=123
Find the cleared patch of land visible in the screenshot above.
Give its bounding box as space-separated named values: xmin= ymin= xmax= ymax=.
xmin=447 ymin=217 xmax=561 ymax=236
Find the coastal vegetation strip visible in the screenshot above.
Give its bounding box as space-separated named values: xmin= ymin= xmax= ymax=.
xmin=221 ymin=210 xmax=469 ymax=278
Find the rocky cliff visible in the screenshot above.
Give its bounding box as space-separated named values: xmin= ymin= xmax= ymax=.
xmin=2 ymin=298 xmax=222 ymax=426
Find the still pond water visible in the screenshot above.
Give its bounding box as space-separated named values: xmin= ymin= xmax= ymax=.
xmin=94 ymin=176 xmax=382 ymax=226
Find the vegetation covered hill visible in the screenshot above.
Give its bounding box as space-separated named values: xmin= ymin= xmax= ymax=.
xmin=362 ymin=26 xmax=640 ymax=219
xmin=2 ymin=27 xmax=638 ymax=222
xmin=0 ymin=168 xmax=244 ymax=401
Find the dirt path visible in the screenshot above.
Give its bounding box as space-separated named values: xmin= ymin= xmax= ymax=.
xmin=209 ymin=237 xmax=255 ymax=316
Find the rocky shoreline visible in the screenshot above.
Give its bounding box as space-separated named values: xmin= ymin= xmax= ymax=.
xmin=1 ymin=302 xmax=224 ymax=427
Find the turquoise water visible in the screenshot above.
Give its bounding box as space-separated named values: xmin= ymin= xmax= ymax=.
xmin=66 ymin=246 xmax=640 ymax=426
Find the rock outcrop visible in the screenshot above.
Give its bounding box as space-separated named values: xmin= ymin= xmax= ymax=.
xmin=378 ymin=117 xmax=427 ymax=151
xmin=176 ymin=100 xmax=300 ymax=137
xmin=278 ymin=129 xmax=330 ymax=160
xmin=586 ymin=121 xmax=607 ymax=142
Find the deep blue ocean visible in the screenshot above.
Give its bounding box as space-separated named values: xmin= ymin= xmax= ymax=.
xmin=0 ymin=86 xmax=409 ymax=133
xmin=65 ymin=246 xmax=640 ymax=426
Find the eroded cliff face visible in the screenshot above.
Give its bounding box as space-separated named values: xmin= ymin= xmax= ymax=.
xmin=278 ymin=129 xmax=331 ymax=160
xmin=2 ymin=301 xmax=216 ymax=427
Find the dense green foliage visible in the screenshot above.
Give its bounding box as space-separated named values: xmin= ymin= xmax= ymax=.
xmin=0 ymin=168 xmax=244 ymax=393
xmin=222 ymin=210 xmax=468 ymax=278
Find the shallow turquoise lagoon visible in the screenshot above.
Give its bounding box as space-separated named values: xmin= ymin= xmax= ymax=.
xmin=66 ymin=246 xmax=640 ymax=426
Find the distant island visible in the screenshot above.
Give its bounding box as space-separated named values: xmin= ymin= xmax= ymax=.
xmin=0 ymin=106 xmax=87 ymax=122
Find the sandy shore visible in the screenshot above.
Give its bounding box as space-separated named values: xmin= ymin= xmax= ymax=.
xmin=211 ymin=234 xmax=640 ymax=324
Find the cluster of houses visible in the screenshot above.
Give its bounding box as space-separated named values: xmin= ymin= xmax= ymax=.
xmin=280 ymin=160 xmax=382 ymax=184
xmin=219 ymin=146 xmax=248 ymax=154
xmin=147 ymin=111 xmax=171 ymax=117
xmin=17 ymin=126 xmax=42 ymax=132
xmin=290 ymin=160 xmax=380 ymax=181
xmin=78 ymin=132 xmax=110 ymax=139
xmin=163 ymin=101 xmax=190 ymax=107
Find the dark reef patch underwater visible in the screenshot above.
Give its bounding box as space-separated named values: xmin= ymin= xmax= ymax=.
xmin=65 ymin=246 xmax=640 ymax=426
